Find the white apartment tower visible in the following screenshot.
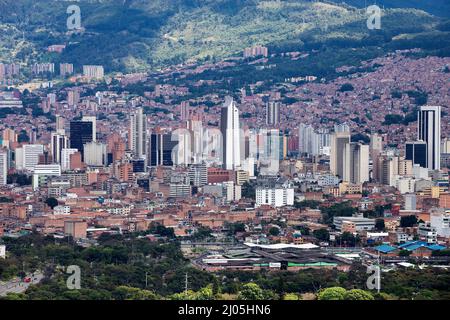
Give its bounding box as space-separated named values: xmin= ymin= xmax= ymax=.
xmin=0 ymin=149 xmax=7 ymax=185
xmin=220 ymin=96 xmax=241 ymax=170
xmin=129 ymin=107 xmax=147 ymax=160
xmin=266 ymin=101 xmax=281 ymax=126
xmin=330 ymin=130 xmax=351 ymax=179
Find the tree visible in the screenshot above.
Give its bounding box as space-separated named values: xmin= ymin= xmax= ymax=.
xmin=268 ymin=227 xmax=280 ymax=236
xmin=338 ymin=83 xmax=354 ymax=92
xmin=45 ymin=197 xmax=59 ymax=209
xmin=112 ymin=286 xmax=158 ymax=300
xmin=295 ymin=200 xmax=320 ymax=209
xmin=191 ymin=226 xmax=213 ymax=241
xmin=317 ymin=287 xmax=347 ymax=300
xmin=196 ymin=286 xmax=215 ymax=300
xmin=283 ymin=293 xmax=301 ymax=300
xmin=241 ymin=182 xmax=256 ymax=199
xmin=313 ymin=228 xmax=329 ymax=241
xmin=400 ymin=215 xmax=418 ymax=228
xmin=344 ymin=289 xmax=374 ymax=300
xmin=148 ymin=223 xmax=175 ymax=238
xmin=375 ymin=219 xmax=385 ymax=231
xmin=226 ymin=222 xmax=246 ymax=236
xmin=238 ymin=283 xmax=265 ymax=300
xmin=399 ymin=249 xmax=411 ymax=257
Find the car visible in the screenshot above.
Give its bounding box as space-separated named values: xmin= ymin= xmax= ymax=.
xmin=23 ymin=277 xmax=31 ymax=283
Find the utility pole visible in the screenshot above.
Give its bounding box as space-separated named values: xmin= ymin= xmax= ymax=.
xmin=145 ymin=272 xmax=148 ymax=288
xmin=184 ymin=272 xmax=189 ymax=293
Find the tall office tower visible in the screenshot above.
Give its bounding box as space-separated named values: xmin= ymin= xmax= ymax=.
xmin=56 ymin=115 xmax=66 ymax=135
xmin=187 ymin=116 xmax=204 ymax=164
xmin=220 ymin=96 xmax=241 ymax=170
xmin=0 ymin=149 xmax=7 ymax=185
xmin=82 ymin=116 xmax=97 ymax=142
xmin=370 ymin=133 xmax=384 ymax=181
xmin=298 ymin=123 xmax=319 ymax=155
xmin=405 ymin=140 xmax=427 ymax=168
xmin=2 ymin=128 xmax=17 ymax=148
xmin=266 ymin=101 xmax=281 ymax=126
xmin=330 ymin=131 xmax=351 ymax=179
xmin=317 ymin=128 xmax=331 ymax=155
xmin=148 ymin=133 xmax=178 ymax=167
xmin=344 ymin=143 xmax=369 ymax=184
xmin=172 ymin=130 xmax=192 ymax=165
xmin=59 ymin=63 xmax=74 ymax=77
xmin=418 ymin=105 xmax=441 ymax=170
xmin=61 ymin=148 xmax=78 ymax=171
xmin=69 ymin=121 xmax=93 ymax=157
xmin=83 ymin=142 xmax=107 ymax=166
xmin=180 ymin=101 xmax=190 ymax=121
xmin=51 ymin=133 xmax=69 ymax=164
xmin=83 ymin=65 xmax=104 ymax=79
xmin=67 ymin=90 xmax=80 ymax=107
xmin=22 ymin=144 xmax=44 ymax=171
xmin=129 ymin=107 xmax=147 ymax=159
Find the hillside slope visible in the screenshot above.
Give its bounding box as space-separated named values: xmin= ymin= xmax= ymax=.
xmin=0 ymin=0 xmax=448 ymax=72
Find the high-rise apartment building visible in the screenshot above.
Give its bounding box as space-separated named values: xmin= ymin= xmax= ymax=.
xmin=220 ymin=96 xmax=241 ymax=170
xmin=330 ymin=130 xmax=351 ymax=179
xmin=83 ymin=65 xmax=104 ymax=79
xmin=344 ymin=142 xmax=369 ymax=184
xmin=0 ymin=149 xmax=7 ymax=186
xmin=129 ymin=107 xmax=147 ymax=160
xmin=266 ymin=101 xmax=281 ymax=126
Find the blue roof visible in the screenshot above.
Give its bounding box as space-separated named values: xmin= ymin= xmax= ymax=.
xmin=398 ymin=241 xmax=426 ymax=249
xmin=427 ymin=244 xmax=446 ymax=251
xmin=399 ymin=241 xmax=446 ymax=251
xmin=375 ymin=244 xmax=397 ymax=253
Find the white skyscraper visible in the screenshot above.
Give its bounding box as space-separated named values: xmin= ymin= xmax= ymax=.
xmin=330 ymin=131 xmax=351 ymax=179
xmin=344 ymin=142 xmax=369 ymax=184
xmin=82 ymin=116 xmax=97 ymax=142
xmin=0 ymin=149 xmax=7 ymax=185
xmin=51 ymin=133 xmax=69 ymax=164
xmin=298 ymin=123 xmax=318 ymax=155
xmin=83 ymin=142 xmax=107 ymax=166
xmin=220 ymin=96 xmax=241 ymax=170
xmin=129 ymin=107 xmax=147 ymax=160
xmin=418 ymin=106 xmax=441 ymax=170
xmin=61 ymin=148 xmax=78 ymax=171
xmin=266 ymin=101 xmax=281 ymax=126
xmin=22 ymin=144 xmax=44 ymax=171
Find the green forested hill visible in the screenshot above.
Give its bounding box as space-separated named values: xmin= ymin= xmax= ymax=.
xmin=0 ymin=0 xmax=448 ymax=72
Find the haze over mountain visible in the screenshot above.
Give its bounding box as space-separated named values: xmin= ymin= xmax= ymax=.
xmin=0 ymin=0 xmax=449 ymax=72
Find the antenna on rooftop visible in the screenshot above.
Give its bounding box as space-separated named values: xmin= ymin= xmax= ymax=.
xmin=184 ymin=272 xmax=189 ymax=293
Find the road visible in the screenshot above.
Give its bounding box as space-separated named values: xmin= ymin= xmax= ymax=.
xmin=0 ymin=272 xmax=44 ymax=297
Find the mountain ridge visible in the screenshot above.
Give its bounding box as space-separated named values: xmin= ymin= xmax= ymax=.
xmin=0 ymin=0 xmax=448 ymax=72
